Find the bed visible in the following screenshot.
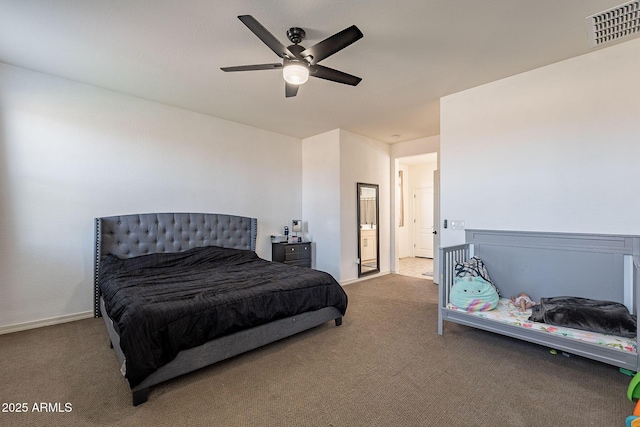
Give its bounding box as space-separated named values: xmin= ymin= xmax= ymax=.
xmin=94 ymin=212 xmax=347 ymax=405
xmin=438 ymin=229 xmax=640 ymax=371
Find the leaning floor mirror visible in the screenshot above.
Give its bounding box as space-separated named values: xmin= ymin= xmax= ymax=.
xmin=357 ymin=182 xmax=379 ymax=277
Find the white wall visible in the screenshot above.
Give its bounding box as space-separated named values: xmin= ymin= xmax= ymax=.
xmin=302 ymin=129 xmax=390 ymax=283
xmin=440 ymin=38 xmax=640 ymax=248
xmin=339 ymin=130 xmax=391 ymax=282
xmin=391 ymin=136 xmax=440 ymax=160
xmin=409 ymin=162 xmax=438 ymax=190
xmin=302 ymin=130 xmax=341 ymax=279
xmin=0 ymin=63 xmax=302 ymax=330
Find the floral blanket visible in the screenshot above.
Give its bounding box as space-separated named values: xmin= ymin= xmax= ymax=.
xmin=447 ymin=298 xmax=637 ymax=354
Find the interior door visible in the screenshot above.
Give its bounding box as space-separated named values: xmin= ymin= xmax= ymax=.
xmin=414 ymin=187 xmax=434 ymax=258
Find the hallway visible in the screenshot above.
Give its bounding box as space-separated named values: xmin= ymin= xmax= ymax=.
xmin=398 ymin=257 xmax=433 ymax=280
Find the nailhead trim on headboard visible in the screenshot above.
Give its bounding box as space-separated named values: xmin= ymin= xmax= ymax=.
xmin=93 ymin=213 xmax=258 ymax=317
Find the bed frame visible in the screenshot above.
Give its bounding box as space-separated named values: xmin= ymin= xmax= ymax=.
xmin=438 ymin=229 xmax=640 ymax=371
xmin=94 ymin=212 xmax=343 ymax=405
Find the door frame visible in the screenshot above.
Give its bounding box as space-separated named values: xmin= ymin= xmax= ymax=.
xmin=433 ymin=170 xmax=440 ymax=283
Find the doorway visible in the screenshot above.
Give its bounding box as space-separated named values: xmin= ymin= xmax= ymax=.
xmin=398 ymin=256 xmax=434 ymax=279
xmin=395 ymin=153 xmax=438 ymax=280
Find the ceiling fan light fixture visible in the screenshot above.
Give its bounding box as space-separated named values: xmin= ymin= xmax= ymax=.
xmin=221 ymin=16 xmax=363 ymax=97
xmin=282 ymin=62 xmax=309 ymax=85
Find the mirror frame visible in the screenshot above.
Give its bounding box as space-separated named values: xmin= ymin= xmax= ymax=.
xmin=357 ymin=182 xmax=380 ymax=277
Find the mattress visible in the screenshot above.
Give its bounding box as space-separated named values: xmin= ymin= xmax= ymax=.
xmin=447 ymin=298 xmax=637 ymax=355
xmin=99 ymin=245 xmax=348 ymax=388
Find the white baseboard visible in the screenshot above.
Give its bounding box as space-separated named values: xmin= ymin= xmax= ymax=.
xmin=0 ymin=311 xmax=93 ymax=335
xmin=341 ymin=270 xmax=390 ymax=286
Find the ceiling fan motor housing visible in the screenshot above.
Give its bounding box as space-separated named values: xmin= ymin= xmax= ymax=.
xmin=286 ymin=27 xmax=306 ymax=44
xmin=287 ymin=44 xmax=311 ymax=63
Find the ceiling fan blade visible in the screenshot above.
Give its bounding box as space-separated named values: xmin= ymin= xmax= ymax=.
xmin=285 ymin=82 xmax=299 ymax=98
xmin=312 ymin=65 xmax=362 ymax=86
xmin=238 ymin=15 xmax=294 ymax=59
xmin=220 ymin=63 xmax=282 ymax=72
xmin=301 ymin=25 xmax=363 ymax=65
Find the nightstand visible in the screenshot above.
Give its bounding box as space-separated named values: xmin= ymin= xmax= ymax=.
xmin=272 ymin=241 xmax=312 ymax=268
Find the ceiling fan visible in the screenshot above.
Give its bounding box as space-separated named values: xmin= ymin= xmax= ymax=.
xmin=221 ymin=15 xmax=363 ymax=97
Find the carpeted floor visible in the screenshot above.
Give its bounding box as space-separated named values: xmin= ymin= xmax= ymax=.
xmin=0 ymin=274 xmax=633 ymax=426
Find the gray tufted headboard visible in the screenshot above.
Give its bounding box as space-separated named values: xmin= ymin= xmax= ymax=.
xmin=93 ymin=212 xmax=258 ymax=317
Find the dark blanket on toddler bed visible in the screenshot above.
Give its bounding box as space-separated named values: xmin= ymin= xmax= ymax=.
xmin=529 ymin=296 xmax=636 ymax=338
xmin=99 ymin=245 xmax=348 ymax=388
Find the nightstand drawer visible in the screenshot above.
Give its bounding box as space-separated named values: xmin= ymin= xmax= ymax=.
xmin=286 ymin=259 xmax=311 ymax=268
xmin=272 ymin=242 xmax=312 ymax=267
xmin=284 ymin=244 xmax=310 ymax=260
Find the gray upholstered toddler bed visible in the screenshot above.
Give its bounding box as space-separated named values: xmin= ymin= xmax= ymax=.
xmin=439 ymin=229 xmax=640 ymax=371
xmin=94 ymin=212 xmax=346 ymax=405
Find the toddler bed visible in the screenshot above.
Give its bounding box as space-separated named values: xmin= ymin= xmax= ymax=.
xmin=94 ymin=212 xmax=347 ymax=405
xmin=438 ymin=229 xmax=640 ymax=371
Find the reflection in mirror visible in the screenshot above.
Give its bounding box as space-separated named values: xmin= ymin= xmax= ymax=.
xmin=357 ymin=183 xmax=379 ymax=277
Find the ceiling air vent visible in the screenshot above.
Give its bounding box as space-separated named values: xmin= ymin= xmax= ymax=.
xmin=587 ymin=0 xmax=640 ymax=47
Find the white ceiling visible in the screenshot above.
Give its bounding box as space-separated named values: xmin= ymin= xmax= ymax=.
xmin=0 ymin=0 xmax=629 ymax=144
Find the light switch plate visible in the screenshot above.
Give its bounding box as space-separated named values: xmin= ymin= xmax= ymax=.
xmin=450 ymin=220 xmax=465 ymax=230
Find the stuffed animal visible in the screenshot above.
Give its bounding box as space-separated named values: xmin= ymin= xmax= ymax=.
xmin=625 ymin=371 xmax=640 ymax=426
xmin=625 ymin=414 xmax=640 ymax=427
xmin=450 ymin=276 xmax=499 ymax=312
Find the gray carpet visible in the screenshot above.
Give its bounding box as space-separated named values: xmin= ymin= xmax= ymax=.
xmin=0 ymin=274 xmax=633 ymax=426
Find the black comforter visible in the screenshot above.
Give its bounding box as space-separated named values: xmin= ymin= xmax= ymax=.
xmin=99 ymin=246 xmax=348 ymax=388
xmin=529 ymin=296 xmax=636 ymax=338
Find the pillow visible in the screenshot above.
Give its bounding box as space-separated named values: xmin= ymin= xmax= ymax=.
xmin=450 ymin=276 xmax=499 ymax=312
xmin=455 ymin=256 xmax=500 ymax=296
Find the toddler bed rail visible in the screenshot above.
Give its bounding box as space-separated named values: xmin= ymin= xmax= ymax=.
xmin=438 ymin=229 xmax=640 ymax=371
